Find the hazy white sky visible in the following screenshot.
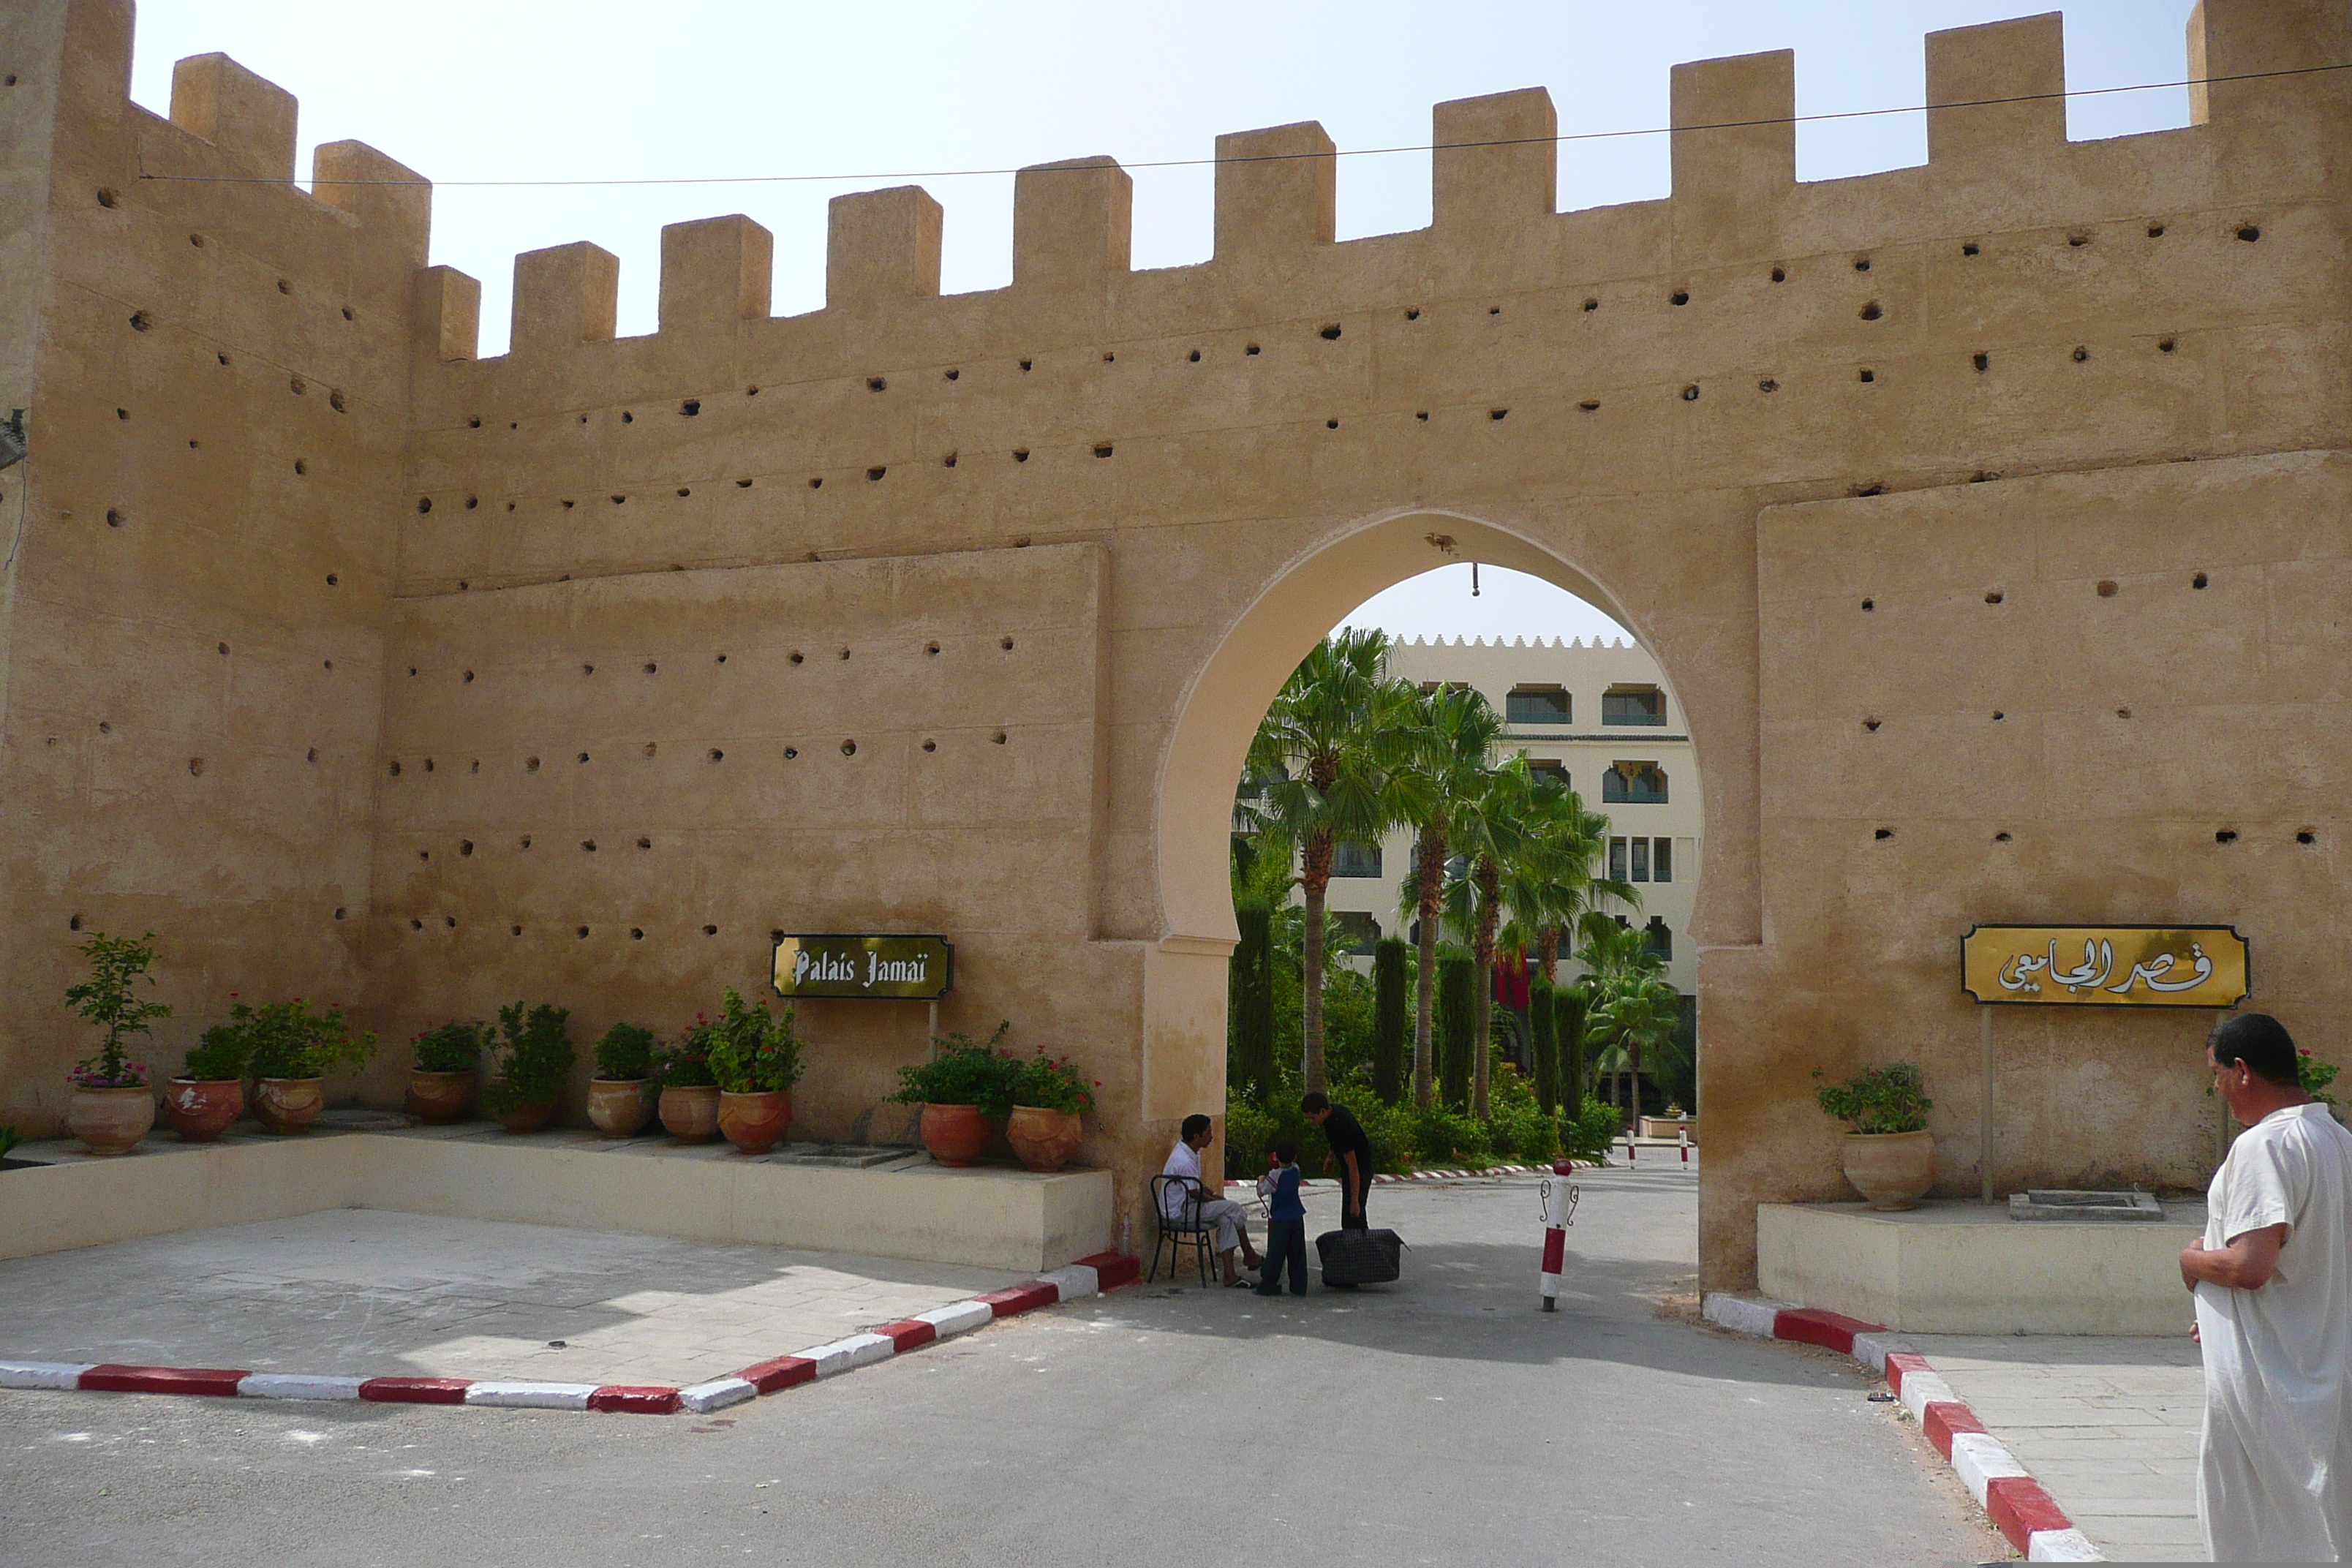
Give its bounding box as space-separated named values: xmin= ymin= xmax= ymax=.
xmin=121 ymin=1 xmax=2198 ymax=642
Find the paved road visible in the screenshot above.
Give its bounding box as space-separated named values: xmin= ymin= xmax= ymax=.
xmin=0 ymin=1164 xmax=1999 ymax=1567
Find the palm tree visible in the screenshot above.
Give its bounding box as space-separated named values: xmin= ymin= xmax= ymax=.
xmin=1450 ymin=760 xmax=1535 ymax=1118
xmin=1578 ymin=922 xmax=1681 ymax=1126
xmin=1392 ymin=685 xmax=1503 ymax=1109
xmin=1244 ymin=628 xmax=1420 ymax=1094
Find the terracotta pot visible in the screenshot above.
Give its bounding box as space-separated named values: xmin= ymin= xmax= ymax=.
xmin=68 ymin=1084 xmax=156 ymax=1156
xmin=1006 ymin=1106 xmax=1082 ymax=1173
xmin=920 ymin=1104 xmax=992 ymax=1167
xmin=660 ymin=1084 xmax=722 ymax=1143
xmin=252 ymin=1077 xmax=325 ymax=1136
xmin=494 ymin=1099 xmax=557 ymax=1134
xmin=1842 ymin=1129 xmax=1937 ymax=1211
xmin=587 ymin=1078 xmax=654 ymax=1139
xmin=717 ymin=1090 xmax=792 ymax=1155
xmin=406 ymin=1068 xmax=475 ymax=1125
xmin=165 ymin=1078 xmax=243 ymax=1142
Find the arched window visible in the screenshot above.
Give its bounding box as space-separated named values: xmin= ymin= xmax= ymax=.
xmin=1602 ymin=761 xmax=1667 ymax=804
xmin=1602 ymin=684 xmax=1666 ymax=725
xmin=1645 ymin=916 xmax=1673 ymax=960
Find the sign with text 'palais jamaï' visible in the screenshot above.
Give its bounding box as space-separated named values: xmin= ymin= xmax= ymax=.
xmin=772 ymin=934 xmax=953 ymax=1001
xmin=1961 ymin=925 xmax=2249 ymax=1009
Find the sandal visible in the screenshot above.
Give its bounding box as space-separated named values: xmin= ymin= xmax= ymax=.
xmin=1225 ymin=1275 xmax=1256 ymax=1288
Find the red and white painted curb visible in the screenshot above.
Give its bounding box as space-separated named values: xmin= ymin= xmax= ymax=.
xmin=1703 ymin=1294 xmax=2100 ymax=1562
xmin=0 ymin=1252 xmax=1139 ymax=1419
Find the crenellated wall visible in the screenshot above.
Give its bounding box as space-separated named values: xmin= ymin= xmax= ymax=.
xmin=3 ymin=0 xmax=2348 ymax=1287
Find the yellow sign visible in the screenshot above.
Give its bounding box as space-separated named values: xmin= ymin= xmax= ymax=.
xmin=1961 ymin=925 xmax=2248 ymax=1008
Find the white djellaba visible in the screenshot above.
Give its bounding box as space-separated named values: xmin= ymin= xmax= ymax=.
xmin=2195 ymin=1101 xmax=2352 ymax=1563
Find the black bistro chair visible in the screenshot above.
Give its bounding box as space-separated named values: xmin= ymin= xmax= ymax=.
xmin=1148 ymin=1173 xmax=1217 ymax=1286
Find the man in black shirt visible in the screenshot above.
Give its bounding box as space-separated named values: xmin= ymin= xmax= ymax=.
xmin=1302 ymin=1091 xmax=1372 ymax=1230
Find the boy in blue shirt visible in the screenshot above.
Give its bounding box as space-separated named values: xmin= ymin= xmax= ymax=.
xmin=1255 ymin=1138 xmax=1308 ymax=1297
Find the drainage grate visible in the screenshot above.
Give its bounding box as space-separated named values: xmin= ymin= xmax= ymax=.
xmin=2008 ymin=1188 xmax=2165 ymax=1222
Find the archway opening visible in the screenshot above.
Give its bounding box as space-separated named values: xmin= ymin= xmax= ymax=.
xmin=1156 ymin=509 xmax=1708 ymax=1181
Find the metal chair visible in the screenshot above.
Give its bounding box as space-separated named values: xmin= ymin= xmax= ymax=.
xmin=1147 ymin=1173 xmax=1216 ymax=1285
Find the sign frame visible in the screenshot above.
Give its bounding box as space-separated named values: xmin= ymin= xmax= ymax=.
xmin=770 ymin=932 xmax=954 ymax=1002
xmin=1959 ymin=922 xmax=2250 ymax=1010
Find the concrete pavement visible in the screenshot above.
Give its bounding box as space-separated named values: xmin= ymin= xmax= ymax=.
xmin=1910 ymin=1334 xmax=2204 ymax=1562
xmin=0 ymin=1164 xmax=2002 ymax=1566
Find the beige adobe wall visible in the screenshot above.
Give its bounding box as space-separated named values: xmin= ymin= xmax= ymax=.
xmin=5 ymin=0 xmax=2350 ymax=1289
xmin=0 ymin=0 xmax=424 ymax=1131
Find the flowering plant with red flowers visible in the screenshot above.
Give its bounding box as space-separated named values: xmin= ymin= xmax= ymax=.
xmin=1010 ymin=1049 xmax=1096 ymax=1116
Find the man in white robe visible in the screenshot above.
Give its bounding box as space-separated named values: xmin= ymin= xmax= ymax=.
xmin=2183 ymin=1011 xmax=2352 ymax=1562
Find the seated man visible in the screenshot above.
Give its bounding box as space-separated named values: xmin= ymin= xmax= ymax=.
xmin=1161 ymin=1114 xmax=1264 ymax=1286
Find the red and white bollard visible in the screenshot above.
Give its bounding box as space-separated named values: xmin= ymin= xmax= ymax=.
xmin=1680 ymin=1127 xmax=1691 ymax=1164
xmin=1538 ymin=1175 xmax=1580 ymax=1311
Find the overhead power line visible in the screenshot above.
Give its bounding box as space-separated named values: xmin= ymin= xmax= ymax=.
xmin=132 ymin=60 xmax=2351 ymax=191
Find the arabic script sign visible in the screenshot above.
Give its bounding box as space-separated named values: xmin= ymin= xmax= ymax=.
xmin=1961 ymin=924 xmax=2248 ymax=1008
xmin=772 ymin=934 xmax=954 ymax=1001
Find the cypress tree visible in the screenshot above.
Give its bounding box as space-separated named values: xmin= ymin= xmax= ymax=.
xmin=1531 ymin=979 xmax=1560 ymax=1116
xmin=1437 ymin=954 xmax=1475 ymax=1110
xmin=1229 ymin=897 xmax=1275 ymax=1099
xmin=1371 ymin=938 xmax=1409 ymax=1104
xmin=1553 ymin=987 xmax=1587 ymax=1118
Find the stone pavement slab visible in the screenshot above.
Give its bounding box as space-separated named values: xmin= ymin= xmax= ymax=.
xmin=1908 ymin=1331 xmax=2206 ymax=1561
xmin=0 ymin=1209 xmax=1027 ymax=1385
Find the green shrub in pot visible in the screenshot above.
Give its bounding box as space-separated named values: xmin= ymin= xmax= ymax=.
xmin=482 ymin=1002 xmax=574 ymax=1117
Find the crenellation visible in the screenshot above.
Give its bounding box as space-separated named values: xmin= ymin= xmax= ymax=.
xmin=825 ymin=185 xmax=943 ymax=312
xmin=1925 ymin=14 xmax=2066 ymax=168
xmin=167 ymin=53 xmax=296 ymax=184
xmin=510 ymin=241 xmax=619 ymax=355
xmin=1431 ymin=88 xmax=1557 ymax=235
xmin=657 ymin=214 xmax=772 ymax=337
xmin=1669 ymin=50 xmax=1795 ymax=260
xmin=1213 ymin=121 xmax=1336 ymax=265
xmin=1012 ymin=157 xmax=1132 ymax=293
xmin=414 ymin=265 xmax=480 ymax=363
xmin=2188 ymin=0 xmax=2352 ymax=128
xmin=312 ymin=140 xmax=432 ymax=279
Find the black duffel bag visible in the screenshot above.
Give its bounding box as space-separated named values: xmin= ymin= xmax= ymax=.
xmin=1315 ymin=1227 xmax=1404 ymax=1287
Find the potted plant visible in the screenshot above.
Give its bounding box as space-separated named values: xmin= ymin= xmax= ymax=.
xmin=481 ymin=1002 xmax=573 ymax=1133
xmin=890 ymin=1023 xmax=1017 ymax=1167
xmin=167 ymin=1025 xmax=250 ymax=1142
xmin=655 ymin=1022 xmax=722 ymax=1143
xmin=1815 ymin=1062 xmax=1935 ymax=1210
xmin=407 ymin=1021 xmax=485 ymax=1123
xmin=587 ymin=1022 xmax=657 ymax=1138
xmin=242 ymin=999 xmax=381 ymax=1134
xmin=1006 ymin=1050 xmax=1096 ymax=1173
xmin=706 ymin=988 xmax=802 ymax=1154
xmin=63 ymin=931 xmax=169 ymax=1156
